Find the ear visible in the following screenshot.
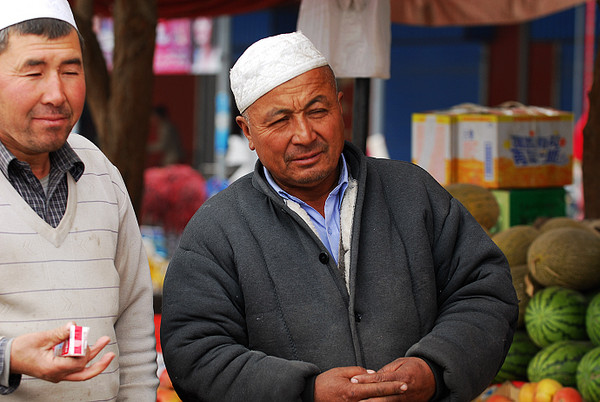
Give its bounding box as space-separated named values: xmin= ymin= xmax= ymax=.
xmin=236 ymin=116 xmax=255 ymax=150
xmin=337 ymin=91 xmax=344 ymax=112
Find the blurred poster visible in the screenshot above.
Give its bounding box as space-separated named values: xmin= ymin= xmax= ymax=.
xmin=93 ymin=17 xmax=221 ymax=75
xmin=154 ymin=18 xmax=192 ymax=74
xmin=191 ymin=17 xmax=222 ymax=74
xmin=93 ymin=17 xmax=114 ymax=70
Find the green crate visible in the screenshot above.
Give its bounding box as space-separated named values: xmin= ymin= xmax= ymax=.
xmin=492 ymin=187 xmax=566 ymax=233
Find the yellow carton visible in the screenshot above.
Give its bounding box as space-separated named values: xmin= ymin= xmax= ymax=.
xmin=411 ymin=113 xmax=456 ymax=185
xmin=456 ymin=108 xmax=573 ymax=188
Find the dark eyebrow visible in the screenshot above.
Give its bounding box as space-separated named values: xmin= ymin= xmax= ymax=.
xmin=265 ymin=95 xmax=330 ymax=121
xmin=62 ymin=58 xmax=83 ymax=67
xmin=23 ymin=57 xmax=83 ymax=68
xmin=305 ymin=95 xmax=330 ymax=109
xmin=265 ymin=107 xmax=292 ymax=121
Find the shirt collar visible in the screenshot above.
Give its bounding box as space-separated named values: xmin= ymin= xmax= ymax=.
xmin=0 ymin=138 xmax=85 ymax=181
xmin=263 ymin=153 xmax=349 ymax=204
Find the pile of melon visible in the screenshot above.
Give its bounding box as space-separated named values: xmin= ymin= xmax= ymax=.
xmin=490 ymin=217 xmax=600 ymax=401
xmin=445 ymin=183 xmax=500 ymax=232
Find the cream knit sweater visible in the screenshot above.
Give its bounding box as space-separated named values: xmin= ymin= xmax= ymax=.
xmin=0 ymin=134 xmax=158 ymax=401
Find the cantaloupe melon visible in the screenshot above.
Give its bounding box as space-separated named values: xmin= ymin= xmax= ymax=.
xmin=492 ymin=225 xmax=540 ymax=267
xmin=538 ymin=216 xmax=594 ymax=234
xmin=446 ymin=183 xmax=500 ymax=230
xmin=527 ymin=227 xmax=600 ymax=291
xmin=511 ymin=264 xmax=530 ymax=328
xmin=584 ymin=218 xmax=600 ymax=237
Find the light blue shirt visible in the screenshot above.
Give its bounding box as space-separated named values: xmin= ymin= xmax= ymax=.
xmin=264 ymin=155 xmax=349 ymax=264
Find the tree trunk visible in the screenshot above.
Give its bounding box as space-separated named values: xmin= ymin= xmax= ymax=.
xmin=582 ymin=2 xmax=600 ymax=219
xmin=72 ymin=1 xmax=110 ymax=140
xmin=72 ymin=0 xmax=157 ymax=216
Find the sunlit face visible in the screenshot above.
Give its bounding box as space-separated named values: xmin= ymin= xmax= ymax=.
xmin=237 ymin=66 xmax=345 ymax=198
xmin=0 ymin=29 xmax=85 ymax=163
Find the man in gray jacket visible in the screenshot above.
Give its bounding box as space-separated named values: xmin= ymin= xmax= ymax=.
xmin=161 ymin=31 xmax=518 ymax=401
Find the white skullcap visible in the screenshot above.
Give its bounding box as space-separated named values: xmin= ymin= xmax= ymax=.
xmin=0 ymin=0 xmax=77 ymax=32
xmin=230 ymin=31 xmax=329 ymax=113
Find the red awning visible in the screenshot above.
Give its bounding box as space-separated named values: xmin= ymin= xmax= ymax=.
xmin=83 ymin=0 xmax=299 ymax=19
xmin=390 ymin=0 xmax=588 ymax=26
xmin=82 ymin=0 xmax=588 ymax=25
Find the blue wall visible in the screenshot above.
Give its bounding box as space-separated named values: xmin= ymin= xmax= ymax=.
xmin=231 ymin=4 xmax=593 ymax=162
xmin=385 ymin=25 xmax=487 ymax=161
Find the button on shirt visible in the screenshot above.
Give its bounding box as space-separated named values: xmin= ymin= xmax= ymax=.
xmin=264 ymin=155 xmax=349 ymax=264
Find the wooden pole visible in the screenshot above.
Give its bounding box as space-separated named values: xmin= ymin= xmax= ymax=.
xmin=352 ymin=78 xmax=370 ymax=153
xmin=582 ymin=1 xmax=600 ymax=218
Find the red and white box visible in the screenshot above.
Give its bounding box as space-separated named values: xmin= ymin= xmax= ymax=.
xmin=54 ymin=325 xmax=89 ymax=357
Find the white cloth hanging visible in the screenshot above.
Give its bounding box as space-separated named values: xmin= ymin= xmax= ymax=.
xmin=297 ymin=0 xmax=391 ymax=79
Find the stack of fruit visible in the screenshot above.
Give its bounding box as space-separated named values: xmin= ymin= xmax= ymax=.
xmin=518 ymin=379 xmax=582 ymax=402
xmin=157 ymin=369 xmax=182 ymax=402
xmin=486 ymin=216 xmax=600 ymax=401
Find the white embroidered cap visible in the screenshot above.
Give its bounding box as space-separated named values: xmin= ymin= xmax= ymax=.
xmin=0 ymin=0 xmax=78 ymax=32
xmin=230 ymin=31 xmax=329 ymax=113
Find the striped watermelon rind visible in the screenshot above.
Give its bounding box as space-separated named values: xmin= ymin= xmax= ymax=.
xmin=576 ymin=346 xmax=600 ymax=402
xmin=527 ymin=340 xmax=593 ymax=386
xmin=586 ymin=292 xmax=600 ymax=346
xmin=525 ymin=286 xmax=588 ymax=348
xmin=494 ymin=330 xmax=540 ymax=383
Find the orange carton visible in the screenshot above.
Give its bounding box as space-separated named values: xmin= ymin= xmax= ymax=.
xmin=411 ymin=112 xmax=456 ymax=185
xmin=455 ymin=107 xmax=573 ymax=188
xmin=412 ymin=104 xmax=491 ymax=186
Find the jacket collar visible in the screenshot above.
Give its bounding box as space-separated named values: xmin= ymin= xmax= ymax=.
xmin=251 ymin=140 xmax=366 ymax=197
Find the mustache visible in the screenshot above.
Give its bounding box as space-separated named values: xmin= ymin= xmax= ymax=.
xmin=31 ymin=106 xmax=72 ymax=119
xmin=284 ymin=142 xmax=328 ymax=163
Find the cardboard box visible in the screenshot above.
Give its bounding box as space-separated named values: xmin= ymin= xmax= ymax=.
xmin=411 ymin=112 xmax=456 ymax=185
xmin=472 ymin=381 xmax=522 ymax=401
xmin=456 ymin=108 xmax=573 ymax=188
xmin=492 ymin=187 xmax=566 ymax=232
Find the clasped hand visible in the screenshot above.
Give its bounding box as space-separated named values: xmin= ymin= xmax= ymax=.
xmin=314 ymin=357 xmax=436 ymax=402
xmin=10 ymin=322 xmax=115 ymax=383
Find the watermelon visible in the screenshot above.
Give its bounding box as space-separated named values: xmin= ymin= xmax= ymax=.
xmin=576 ymin=346 xmax=600 ymax=402
xmin=493 ymin=330 xmax=540 ymax=383
xmin=525 ymin=286 xmax=588 ymax=348
xmin=587 ymin=292 xmax=600 ymax=346
xmin=527 ymin=340 xmax=593 ymax=386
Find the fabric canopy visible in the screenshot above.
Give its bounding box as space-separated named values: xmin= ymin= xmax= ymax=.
xmin=390 ymin=0 xmax=589 ymax=26
xmin=82 ymin=0 xmax=589 ymax=26
xmin=81 ymin=0 xmax=300 ymax=19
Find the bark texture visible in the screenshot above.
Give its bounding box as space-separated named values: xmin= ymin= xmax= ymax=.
xmin=73 ymin=0 xmax=157 ymax=215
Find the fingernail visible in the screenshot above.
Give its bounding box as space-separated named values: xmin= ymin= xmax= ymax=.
xmin=401 ymin=383 xmax=408 ymax=391
xmin=351 ymin=377 xmax=358 ymax=383
xmin=366 ymin=369 xmax=376 ymax=374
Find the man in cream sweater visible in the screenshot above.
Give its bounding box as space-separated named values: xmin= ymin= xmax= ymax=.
xmin=0 ymin=1 xmax=158 ymax=400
